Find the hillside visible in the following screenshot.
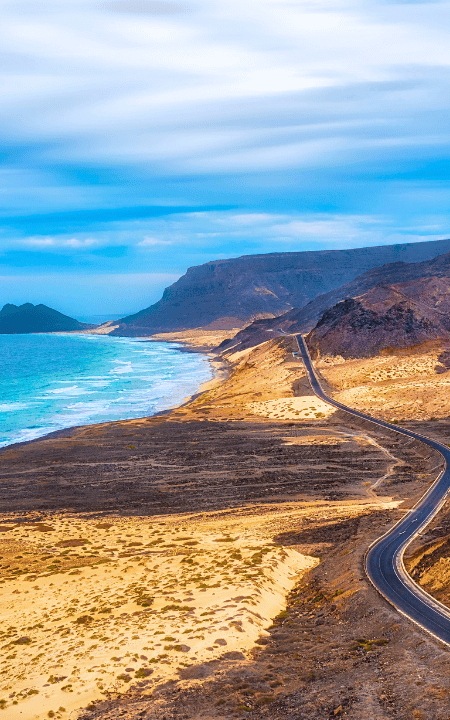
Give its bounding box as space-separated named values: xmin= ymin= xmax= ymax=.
xmin=306 ymin=292 xmax=449 ymax=360
xmin=219 ymin=249 xmax=450 ymax=354
xmin=110 ymin=237 xmax=450 ymax=336
xmin=0 ymin=303 xmax=91 ymax=334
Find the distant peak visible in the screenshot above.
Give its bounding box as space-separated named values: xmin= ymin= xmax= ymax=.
xmin=0 ymin=302 xmax=90 ymax=334
xmin=0 ymin=303 xmax=20 ymax=315
xmin=1 ymin=302 xmax=37 ymax=316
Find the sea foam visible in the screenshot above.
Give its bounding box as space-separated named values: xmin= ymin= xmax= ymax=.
xmin=0 ymin=333 xmax=212 ymax=448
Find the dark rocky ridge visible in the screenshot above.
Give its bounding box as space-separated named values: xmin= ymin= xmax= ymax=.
xmin=111 ymin=237 xmax=450 ymax=336
xmin=0 ymin=303 xmax=91 ymax=334
xmin=306 ymin=294 xmax=448 ymax=359
xmin=218 ymin=249 xmax=450 ymax=354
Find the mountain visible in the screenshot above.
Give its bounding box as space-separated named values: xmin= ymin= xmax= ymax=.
xmin=217 ymin=249 xmax=450 ymax=354
xmin=110 ymin=237 xmax=450 ymax=336
xmin=0 ymin=303 xmax=91 ymax=334
xmin=305 ymin=287 xmax=450 ymax=359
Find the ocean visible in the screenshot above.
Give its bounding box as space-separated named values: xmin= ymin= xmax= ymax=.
xmin=0 ymin=333 xmax=212 ymax=448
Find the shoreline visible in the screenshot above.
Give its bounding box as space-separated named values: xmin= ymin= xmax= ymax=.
xmin=1 ymin=333 xmax=227 ymax=454
xmin=144 ymin=351 xmax=230 ymax=419
xmin=148 ymin=329 xmax=234 ymax=410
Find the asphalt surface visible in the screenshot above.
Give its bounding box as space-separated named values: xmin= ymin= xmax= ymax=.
xmin=296 ymin=333 xmax=450 ymax=645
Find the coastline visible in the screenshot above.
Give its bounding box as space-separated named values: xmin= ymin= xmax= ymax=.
xmin=140 ymin=350 xmax=230 ymax=419
xmin=148 ymin=329 xmax=234 ymax=413
xmin=0 ymin=331 xmax=222 ymax=453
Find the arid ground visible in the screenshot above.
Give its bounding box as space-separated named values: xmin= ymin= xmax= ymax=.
xmin=2 ymin=334 xmax=450 ymax=719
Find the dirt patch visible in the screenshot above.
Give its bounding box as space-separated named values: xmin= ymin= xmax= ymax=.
xmin=0 ymin=419 xmax=400 ymax=515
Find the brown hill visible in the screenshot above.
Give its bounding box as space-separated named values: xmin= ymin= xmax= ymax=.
xmin=110 ymin=238 xmax=450 ymax=336
xmin=218 ymin=249 xmax=450 ymax=354
xmin=306 ymin=296 xmax=447 ymax=360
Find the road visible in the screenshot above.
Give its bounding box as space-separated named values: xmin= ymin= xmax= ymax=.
xmin=295 ymin=333 xmax=450 ymax=645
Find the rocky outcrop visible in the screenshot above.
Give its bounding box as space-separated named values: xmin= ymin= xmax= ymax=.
xmin=0 ymin=303 xmax=91 ymax=334
xmin=111 ymin=238 xmax=450 ymax=336
xmin=305 ymin=295 xmax=446 ymax=359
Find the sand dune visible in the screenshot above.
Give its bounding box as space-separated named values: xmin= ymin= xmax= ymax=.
xmin=0 ymin=508 xmax=317 ymax=720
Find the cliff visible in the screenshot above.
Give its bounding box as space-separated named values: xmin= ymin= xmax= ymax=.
xmin=111 ymin=237 xmax=450 ymax=336
xmin=218 ymin=249 xmax=450 ymax=354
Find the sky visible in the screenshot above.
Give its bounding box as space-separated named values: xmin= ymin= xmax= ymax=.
xmin=2 ymin=0 xmax=450 ymax=315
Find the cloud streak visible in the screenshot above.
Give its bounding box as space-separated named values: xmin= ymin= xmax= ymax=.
xmin=103 ymin=1 xmax=190 ymax=14
xmin=1 ymin=0 xmax=450 ymax=311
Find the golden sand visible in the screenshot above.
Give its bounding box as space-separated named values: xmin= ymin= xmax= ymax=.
xmin=247 ymin=396 xmax=335 ymax=421
xmin=0 ymin=509 xmax=317 ymax=720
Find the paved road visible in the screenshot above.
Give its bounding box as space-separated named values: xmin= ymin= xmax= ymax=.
xmin=295 ymin=333 xmax=450 ymax=645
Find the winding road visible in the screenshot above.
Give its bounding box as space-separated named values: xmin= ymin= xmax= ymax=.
xmin=295 ymin=333 xmax=450 ymax=646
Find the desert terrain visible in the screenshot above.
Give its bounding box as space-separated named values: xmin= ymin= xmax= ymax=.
xmin=2 ymin=334 xmax=450 ymax=718
xmin=316 ymin=341 xmax=450 ymax=422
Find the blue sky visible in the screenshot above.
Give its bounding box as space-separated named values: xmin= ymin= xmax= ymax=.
xmin=2 ymin=0 xmax=450 ymax=315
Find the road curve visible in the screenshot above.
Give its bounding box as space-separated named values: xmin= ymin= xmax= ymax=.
xmin=295 ymin=333 xmax=450 ymax=646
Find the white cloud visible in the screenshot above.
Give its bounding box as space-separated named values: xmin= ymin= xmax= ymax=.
xmin=20 ymin=236 xmax=98 ymax=249
xmin=64 ymin=237 xmax=97 ymax=248
xmin=98 ymin=209 xmax=450 ymax=250
xmin=0 ymin=0 xmax=449 ymax=274
xmin=103 ymin=2 xmax=190 ymax=14
xmin=21 ymin=236 xmax=55 ymax=247
xmin=1 ymin=0 xmax=450 ymax=176
xmin=228 ymin=213 xmax=280 ymax=225
xmin=138 ymin=235 xmax=173 ymax=246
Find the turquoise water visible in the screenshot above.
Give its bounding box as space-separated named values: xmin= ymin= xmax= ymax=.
xmin=0 ymin=334 xmax=212 ymax=448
